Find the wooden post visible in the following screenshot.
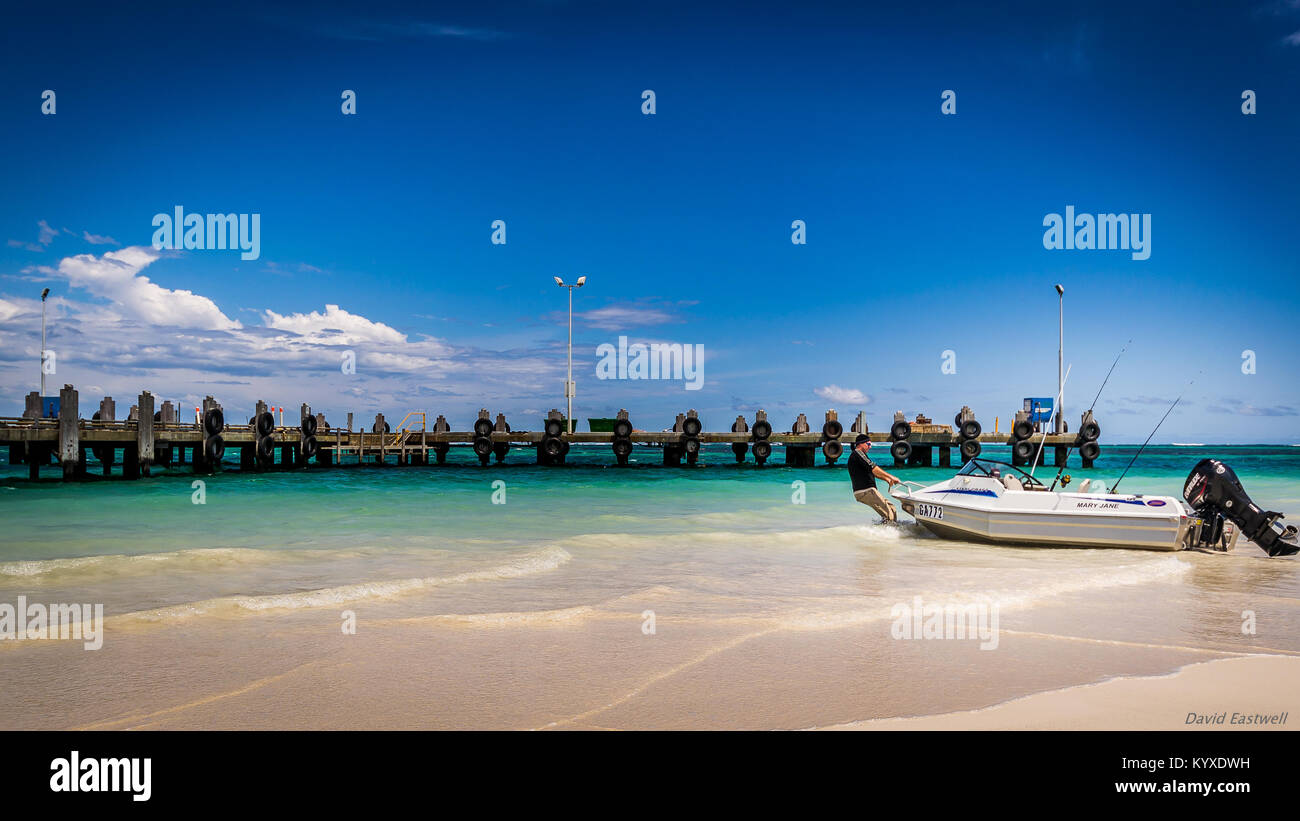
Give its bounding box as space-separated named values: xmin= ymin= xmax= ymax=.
xmin=57 ymin=384 xmax=79 ymax=480
xmin=939 ymin=446 xmax=951 ymax=467
xmin=137 ymin=391 xmax=155 ymax=477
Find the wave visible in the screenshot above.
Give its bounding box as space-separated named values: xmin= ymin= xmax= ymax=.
xmin=115 ymin=545 xmax=573 ymax=622
xmin=0 ymin=547 xmax=306 ymax=579
xmin=774 ymin=557 xmax=1192 ymax=631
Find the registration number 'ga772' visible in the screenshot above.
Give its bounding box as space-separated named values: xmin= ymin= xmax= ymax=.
xmin=916 ymin=503 xmax=943 ymax=520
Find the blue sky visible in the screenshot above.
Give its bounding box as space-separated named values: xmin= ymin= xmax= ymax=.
xmin=1 ymin=0 xmax=1298 ymax=441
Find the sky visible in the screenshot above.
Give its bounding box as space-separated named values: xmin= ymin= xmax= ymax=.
xmin=1 ymin=0 xmax=1297 ymax=442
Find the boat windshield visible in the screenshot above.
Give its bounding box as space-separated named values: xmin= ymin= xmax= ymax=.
xmin=957 ymin=458 xmax=1045 ymax=487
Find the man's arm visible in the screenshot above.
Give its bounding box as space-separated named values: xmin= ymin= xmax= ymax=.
xmin=872 ymin=465 xmax=902 ymax=486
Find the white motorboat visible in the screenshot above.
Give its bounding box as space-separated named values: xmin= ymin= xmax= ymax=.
xmin=890 ymin=458 xmax=1298 ymax=556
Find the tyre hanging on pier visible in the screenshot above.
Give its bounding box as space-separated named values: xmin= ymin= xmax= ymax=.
xmin=612 ymin=413 xmax=633 ymax=465
xmin=1079 ymin=440 xmax=1100 ymax=461
xmin=300 ymin=415 xmax=318 ymax=465
xmin=539 ymin=411 xmax=567 ymax=466
xmin=889 ymin=413 xmax=912 ymax=466
xmin=1013 ymin=438 xmax=1034 ymax=462
xmin=822 ymin=439 xmax=843 ymax=461
xmin=199 ymin=403 xmax=225 ymax=472
xmin=472 ymin=418 xmax=493 ymax=466
xmin=730 ymin=416 xmax=749 ymax=463
xmin=1012 ymin=419 xmax=1033 ymax=440
xmin=253 ymin=411 xmax=275 ymax=467
xmin=750 ymin=413 xmax=772 ymax=466
xmin=960 ymin=438 xmax=982 ymax=461
xmin=205 ymin=435 xmax=226 ymax=464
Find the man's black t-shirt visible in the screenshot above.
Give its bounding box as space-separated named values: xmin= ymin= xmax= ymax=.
xmin=847 ymin=450 xmax=878 ymax=491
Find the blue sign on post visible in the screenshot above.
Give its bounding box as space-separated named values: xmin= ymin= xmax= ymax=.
xmin=41 ymin=396 xmax=61 ymax=419
xmin=1023 ymin=397 xmax=1053 ymax=423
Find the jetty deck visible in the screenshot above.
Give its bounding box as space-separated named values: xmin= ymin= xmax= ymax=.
xmin=1 ymin=385 xmax=1098 ymax=481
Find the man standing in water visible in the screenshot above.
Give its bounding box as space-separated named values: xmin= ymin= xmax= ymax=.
xmin=848 ymin=434 xmax=902 ymax=523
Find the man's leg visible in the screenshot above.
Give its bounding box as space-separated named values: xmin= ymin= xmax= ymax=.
xmin=856 ymin=488 xmax=898 ymax=522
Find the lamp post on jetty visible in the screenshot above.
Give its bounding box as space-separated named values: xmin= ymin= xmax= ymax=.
xmin=40 ymin=287 xmax=50 ymax=401
xmin=554 ymin=275 xmax=586 ymax=434
xmin=1055 ymin=283 xmax=1064 ymax=434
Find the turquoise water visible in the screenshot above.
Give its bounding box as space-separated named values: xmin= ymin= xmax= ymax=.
xmin=1 ymin=442 xmax=1297 ymax=729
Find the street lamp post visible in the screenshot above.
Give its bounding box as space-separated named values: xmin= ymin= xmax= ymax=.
xmin=553 ymin=275 xmax=586 ymax=434
xmin=1055 ymin=284 xmax=1064 ymax=433
xmin=40 ymin=287 xmax=50 ymax=399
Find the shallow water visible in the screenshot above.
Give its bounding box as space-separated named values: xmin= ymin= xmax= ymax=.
xmin=0 ymin=443 xmax=1296 ymax=729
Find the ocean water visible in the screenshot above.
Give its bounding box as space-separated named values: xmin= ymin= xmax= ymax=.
xmin=1 ymin=443 xmax=1297 ymax=729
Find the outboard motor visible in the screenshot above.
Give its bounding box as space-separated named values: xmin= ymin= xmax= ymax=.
xmin=1184 ymin=459 xmax=1299 ymax=557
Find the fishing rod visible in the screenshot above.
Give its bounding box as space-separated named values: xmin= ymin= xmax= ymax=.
xmin=1109 ymin=374 xmax=1198 ymax=493
xmin=1048 ymin=340 xmax=1131 ymax=491
xmin=1029 ymin=363 xmax=1071 ymax=477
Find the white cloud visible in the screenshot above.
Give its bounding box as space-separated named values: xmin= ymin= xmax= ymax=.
xmin=81 ymin=230 xmax=119 ymax=246
xmin=37 ymin=220 xmax=56 ymax=246
xmin=574 ymin=302 xmax=681 ymax=330
xmin=814 ymin=384 xmax=871 ymax=404
xmin=1285 ymin=30 xmax=1300 ymax=45
xmin=264 ymin=303 xmax=407 ymax=346
xmin=47 ymin=246 xmax=241 ymax=330
xmin=0 ymin=246 xmax=568 ymax=421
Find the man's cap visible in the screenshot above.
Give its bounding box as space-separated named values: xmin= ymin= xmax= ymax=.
xmin=854 ymin=434 xmax=871 ymax=445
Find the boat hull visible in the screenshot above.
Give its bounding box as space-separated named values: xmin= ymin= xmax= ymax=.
xmin=903 ymin=501 xmax=1183 ymax=551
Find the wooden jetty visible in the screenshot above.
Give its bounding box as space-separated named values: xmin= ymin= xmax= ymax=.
xmin=0 ymin=387 xmax=1101 ymax=481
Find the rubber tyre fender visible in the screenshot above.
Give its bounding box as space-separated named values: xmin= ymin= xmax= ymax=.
xmin=300 ymin=415 xmax=318 ymax=437
xmin=473 ymin=418 xmax=494 ymax=437
xmin=256 ymin=412 xmax=275 ymax=436
xmin=960 ymin=438 xmax=982 ymax=461
xmin=751 ymin=420 xmax=772 ymax=440
xmin=683 ymin=437 xmax=701 ymax=456
xmin=890 ymin=440 xmax=912 ymax=461
xmin=1079 ymin=441 xmax=1101 ymax=460
xmin=682 ymin=417 xmax=702 ymax=437
xmin=544 ymin=419 xmax=564 ymax=438
xmin=472 ymin=437 xmax=493 ymax=458
xmin=205 ymin=435 xmax=226 ymax=464
xmin=1079 ymin=421 xmax=1101 ymax=441
xmin=203 ymin=407 xmax=224 ymax=435
xmin=1013 ymin=439 xmax=1035 ymax=461
xmin=613 ymin=419 xmax=633 ymax=439
xmin=890 ymin=421 xmax=911 ymax=440
xmin=543 ymin=437 xmax=564 ymax=459
xmin=612 ymin=439 xmax=633 ymax=458
xmin=822 ymin=420 xmax=843 ymax=439
xmin=753 ymin=441 xmax=772 ymax=460
xmin=256 ymin=436 xmax=275 ymax=460
xmin=822 ymin=440 xmax=844 ymax=460
xmin=1012 ymin=419 xmax=1033 ymax=440
xmin=960 ymin=420 xmax=982 ymax=440
xmin=301 ymin=436 xmax=318 ymax=459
